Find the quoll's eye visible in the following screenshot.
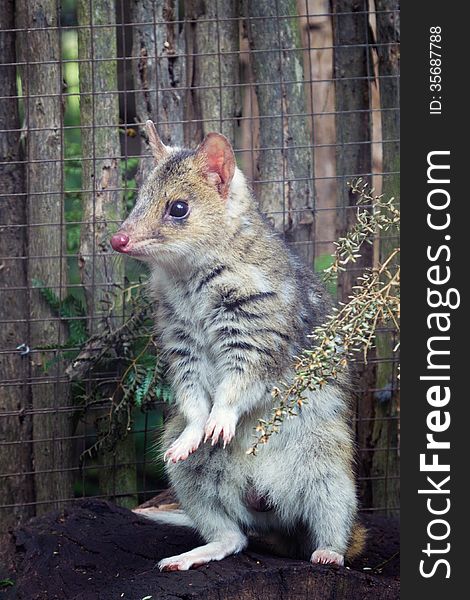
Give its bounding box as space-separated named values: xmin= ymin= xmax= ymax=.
xmin=168 ymin=200 xmax=190 ymax=219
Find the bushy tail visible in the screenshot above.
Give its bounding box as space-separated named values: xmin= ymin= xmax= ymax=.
xmin=345 ymin=521 xmax=367 ymax=560
xmin=133 ymin=507 xmax=194 ymax=528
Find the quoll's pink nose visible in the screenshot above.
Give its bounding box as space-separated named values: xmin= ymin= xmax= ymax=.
xmin=110 ymin=232 xmax=130 ymax=252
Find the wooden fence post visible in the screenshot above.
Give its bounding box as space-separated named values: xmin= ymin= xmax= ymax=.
xmin=370 ymin=0 xmax=400 ymax=515
xmin=0 ymin=0 xmax=35 ymax=531
xmin=332 ymin=0 xmax=376 ymax=508
xmin=15 ymin=0 xmax=74 ymax=516
xmin=185 ymin=0 xmax=241 ymax=145
xmin=245 ymin=0 xmax=315 ymax=265
xmin=78 ymin=0 xmax=137 ymax=509
xmin=131 ymin=0 xmax=185 ymax=182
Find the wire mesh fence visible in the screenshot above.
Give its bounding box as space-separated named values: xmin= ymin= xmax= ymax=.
xmin=0 ymin=0 xmax=400 ymax=534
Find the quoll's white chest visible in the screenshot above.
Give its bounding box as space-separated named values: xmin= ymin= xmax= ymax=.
xmin=153 ymin=272 xmax=225 ymax=391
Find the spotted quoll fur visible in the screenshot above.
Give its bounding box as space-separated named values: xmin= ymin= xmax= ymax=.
xmin=112 ymin=121 xmax=364 ymax=571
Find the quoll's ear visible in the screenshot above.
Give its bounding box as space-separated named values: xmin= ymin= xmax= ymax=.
xmin=145 ymin=120 xmax=169 ymax=163
xmin=195 ymin=132 xmax=235 ymax=199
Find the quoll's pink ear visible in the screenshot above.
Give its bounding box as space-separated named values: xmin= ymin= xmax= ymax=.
xmin=195 ymin=132 xmax=235 ymax=199
xmin=145 ymin=120 xmax=169 ymax=163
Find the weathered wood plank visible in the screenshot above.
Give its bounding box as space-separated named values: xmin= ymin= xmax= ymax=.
xmin=0 ymin=0 xmax=35 ymax=531
xmin=16 ymin=0 xmax=74 ymax=516
xmin=77 ymin=0 xmax=137 ymax=509
xmin=332 ymin=0 xmax=373 ymax=297
xmin=332 ymin=0 xmax=376 ymax=510
xmin=370 ymin=0 xmax=400 ymax=516
xmin=185 ymin=0 xmax=241 ymax=144
xmin=131 ymin=0 xmax=185 ymax=181
xmin=245 ymin=0 xmax=315 ymax=265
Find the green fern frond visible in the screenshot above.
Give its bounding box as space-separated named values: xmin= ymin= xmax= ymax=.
xmin=33 ymin=279 xmax=61 ymax=312
xmin=68 ymin=282 xmax=174 ymax=464
xmin=135 ymin=368 xmax=154 ymax=407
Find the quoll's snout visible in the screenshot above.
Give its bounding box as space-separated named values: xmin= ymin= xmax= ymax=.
xmin=110 ymin=232 xmax=130 ymax=253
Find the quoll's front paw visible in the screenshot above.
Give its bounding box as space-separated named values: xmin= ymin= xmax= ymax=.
xmin=311 ymin=549 xmax=344 ymax=566
xmin=204 ymin=408 xmax=237 ymax=448
xmin=164 ymin=429 xmax=203 ymax=463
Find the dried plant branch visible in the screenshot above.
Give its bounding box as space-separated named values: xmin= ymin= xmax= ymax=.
xmin=249 ymin=181 xmax=400 ymax=454
xmin=323 ymin=179 xmax=399 ymax=282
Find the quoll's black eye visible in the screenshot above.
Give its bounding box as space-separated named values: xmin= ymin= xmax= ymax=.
xmin=168 ymin=200 xmax=190 ymax=219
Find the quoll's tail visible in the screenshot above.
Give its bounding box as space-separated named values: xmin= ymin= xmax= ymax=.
xmin=133 ymin=507 xmax=194 ymax=528
xmin=345 ymin=521 xmax=367 ymax=561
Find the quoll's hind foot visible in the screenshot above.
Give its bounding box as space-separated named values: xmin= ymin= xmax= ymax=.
xmin=158 ymin=553 xmax=201 ymax=572
xmin=158 ymin=553 xmax=211 ymax=572
xmin=163 ymin=428 xmax=203 ymax=463
xmin=158 ymin=534 xmax=248 ymax=572
xmin=311 ymin=549 xmax=345 ymax=566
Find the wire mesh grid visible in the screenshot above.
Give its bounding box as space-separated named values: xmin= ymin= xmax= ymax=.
xmin=0 ymin=0 xmax=400 ymax=532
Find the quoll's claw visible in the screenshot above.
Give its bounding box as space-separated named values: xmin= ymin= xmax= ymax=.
xmin=164 ymin=430 xmax=202 ymax=463
xmin=158 ymin=556 xmax=189 ymax=571
xmin=204 ymin=410 xmax=237 ymax=447
xmin=311 ymin=549 xmax=344 ymax=566
xmin=158 ymin=553 xmax=206 ymax=571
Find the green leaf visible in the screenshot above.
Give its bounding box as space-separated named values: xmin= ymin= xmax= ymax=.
xmin=135 ymin=368 xmax=154 ymax=407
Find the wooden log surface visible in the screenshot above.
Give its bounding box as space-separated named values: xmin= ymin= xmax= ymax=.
xmin=1 ymin=497 xmax=399 ymax=600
